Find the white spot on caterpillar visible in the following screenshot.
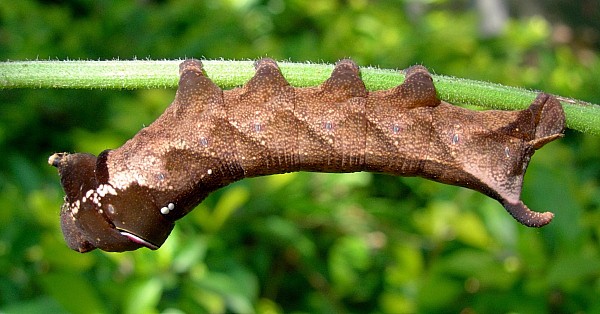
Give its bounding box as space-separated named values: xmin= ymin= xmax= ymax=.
xmin=108 ymin=185 xmax=117 ymax=195
xmin=324 ymin=121 xmax=333 ymax=130
xmin=85 ymin=190 xmax=94 ymax=199
xmin=207 ymin=169 xmax=213 ymax=175
xmin=91 ymin=194 xmax=100 ymax=205
xmin=200 ymin=137 xmax=209 ymax=146
xmin=254 ymin=123 xmax=262 ymax=132
xmin=72 ymin=200 xmax=80 ymax=215
xmin=160 ymin=202 xmax=176 ymax=215
xmin=392 ymin=124 xmax=401 ymax=134
xmin=96 ymin=184 xmax=118 ymax=197
xmin=505 ymin=147 xmax=510 ymax=158
xmin=108 ymin=204 xmax=115 ymax=214
xmin=452 ymin=134 xmax=459 ymax=145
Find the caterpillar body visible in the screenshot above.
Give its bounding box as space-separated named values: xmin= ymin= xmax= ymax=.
xmin=49 ymin=59 xmax=565 ymax=252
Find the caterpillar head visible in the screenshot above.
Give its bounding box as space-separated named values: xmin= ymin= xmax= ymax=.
xmin=49 ymin=152 xmax=174 ymax=252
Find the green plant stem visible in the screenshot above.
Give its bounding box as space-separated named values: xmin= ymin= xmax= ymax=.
xmin=1 ymin=60 xmax=598 ymax=135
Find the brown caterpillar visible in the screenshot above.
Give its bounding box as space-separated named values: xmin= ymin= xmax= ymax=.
xmin=49 ymin=58 xmax=565 ymax=252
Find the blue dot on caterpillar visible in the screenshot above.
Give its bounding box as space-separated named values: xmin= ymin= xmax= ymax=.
xmin=49 ymin=58 xmax=565 ymax=252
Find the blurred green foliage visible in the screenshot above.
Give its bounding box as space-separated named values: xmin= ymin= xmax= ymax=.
xmin=1 ymin=0 xmax=599 ymax=313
